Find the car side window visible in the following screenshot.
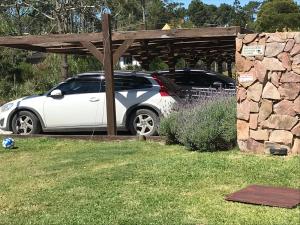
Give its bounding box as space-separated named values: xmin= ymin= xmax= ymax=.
xmin=56 ymin=80 xmax=103 ymax=95
xmin=164 ymin=72 xmax=186 ymax=85
xmin=192 ymin=73 xmax=225 ymax=88
xmin=102 ymin=76 xmax=152 ymax=91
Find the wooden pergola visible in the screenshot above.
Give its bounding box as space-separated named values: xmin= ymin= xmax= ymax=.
xmin=0 ymin=14 xmax=248 ymax=136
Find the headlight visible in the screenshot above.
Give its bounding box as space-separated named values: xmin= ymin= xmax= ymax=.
xmin=0 ymin=103 xmax=14 ymax=112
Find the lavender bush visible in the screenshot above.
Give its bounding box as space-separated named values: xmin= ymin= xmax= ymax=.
xmin=160 ymin=95 xmax=237 ymax=151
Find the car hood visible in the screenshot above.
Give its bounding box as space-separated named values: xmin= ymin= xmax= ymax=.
xmin=4 ymin=95 xmax=44 ymax=107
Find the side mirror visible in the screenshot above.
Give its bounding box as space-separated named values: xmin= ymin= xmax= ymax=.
xmin=50 ymin=89 xmax=63 ymax=97
xmin=228 ymin=82 xmax=236 ymax=88
xmin=213 ymin=81 xmax=223 ymax=88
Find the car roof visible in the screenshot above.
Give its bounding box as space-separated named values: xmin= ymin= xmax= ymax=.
xmin=158 ymin=69 xmax=235 ymax=83
xmin=158 ymin=69 xmax=223 ymax=76
xmin=77 ymin=71 xmax=151 ymax=78
xmin=63 ymin=71 xmax=152 ymax=82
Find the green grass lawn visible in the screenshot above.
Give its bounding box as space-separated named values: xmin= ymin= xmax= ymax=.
xmin=0 ymin=138 xmax=299 ymax=225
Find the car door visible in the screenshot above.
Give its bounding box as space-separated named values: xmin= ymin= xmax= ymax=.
xmin=43 ymin=79 xmax=105 ymax=128
xmin=102 ymin=75 xmax=154 ymax=126
xmin=101 ymin=76 xmax=131 ymax=126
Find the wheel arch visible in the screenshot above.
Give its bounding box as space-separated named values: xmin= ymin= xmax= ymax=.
xmin=123 ymin=104 xmax=162 ymax=129
xmin=8 ymin=107 xmax=45 ymax=131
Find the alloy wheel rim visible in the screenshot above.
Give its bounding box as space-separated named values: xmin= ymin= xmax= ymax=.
xmin=16 ymin=115 xmax=33 ymax=135
xmin=134 ymin=114 xmax=154 ymax=135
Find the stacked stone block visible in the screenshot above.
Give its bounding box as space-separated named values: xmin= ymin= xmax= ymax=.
xmin=236 ymin=32 xmax=300 ymax=155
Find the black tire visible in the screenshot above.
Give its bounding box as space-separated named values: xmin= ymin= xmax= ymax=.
xmin=12 ymin=111 xmax=42 ymax=135
xmin=128 ymin=109 xmax=159 ymax=136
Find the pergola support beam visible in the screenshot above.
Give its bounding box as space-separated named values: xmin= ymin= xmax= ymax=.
xmin=113 ymin=39 xmax=135 ymax=65
xmin=80 ymin=41 xmax=104 ymax=62
xmin=102 ymin=14 xmax=117 ymax=136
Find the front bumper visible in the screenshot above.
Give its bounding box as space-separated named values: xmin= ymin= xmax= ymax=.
xmin=0 ymin=111 xmax=11 ymax=131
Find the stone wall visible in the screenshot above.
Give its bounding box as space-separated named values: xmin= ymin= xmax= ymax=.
xmin=236 ymin=32 xmax=300 ymax=155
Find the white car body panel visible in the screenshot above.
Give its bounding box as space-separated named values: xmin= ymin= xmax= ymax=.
xmin=102 ymin=90 xmax=164 ymax=125
xmin=43 ymin=93 xmax=104 ymax=128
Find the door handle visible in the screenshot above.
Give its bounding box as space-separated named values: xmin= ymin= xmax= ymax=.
xmin=89 ymin=97 xmax=100 ymax=102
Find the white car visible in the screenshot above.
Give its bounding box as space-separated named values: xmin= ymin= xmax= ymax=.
xmin=0 ymin=71 xmax=178 ymax=136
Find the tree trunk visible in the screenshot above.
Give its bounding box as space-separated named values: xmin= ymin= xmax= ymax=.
xmin=61 ymin=54 xmax=69 ymax=80
xmin=54 ymin=1 xmax=69 ymax=81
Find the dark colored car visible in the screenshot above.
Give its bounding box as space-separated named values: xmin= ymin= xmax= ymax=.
xmin=155 ymin=69 xmax=236 ymax=99
xmin=157 ymin=69 xmax=235 ymax=89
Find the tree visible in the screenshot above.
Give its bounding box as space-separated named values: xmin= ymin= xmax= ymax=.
xmin=215 ymin=4 xmax=236 ymax=26
xmin=187 ymin=0 xmax=217 ymax=27
xmin=146 ymin=0 xmax=166 ymax=29
xmin=204 ymin=4 xmax=218 ymax=26
xmin=255 ymin=0 xmax=300 ymax=32
xmin=243 ymin=1 xmax=261 ymax=30
xmin=232 ymin=0 xmax=247 ymax=26
xmin=164 ymin=1 xmax=187 ymax=28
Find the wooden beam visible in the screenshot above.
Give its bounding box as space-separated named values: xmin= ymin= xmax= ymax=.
xmin=113 ymin=39 xmax=135 ymax=65
xmin=0 ymin=44 xmax=46 ymax=52
xmin=102 ymin=14 xmax=117 ymax=136
xmin=119 ymin=26 xmax=241 ymax=40
xmin=0 ymin=27 xmax=242 ymax=45
xmin=80 ymin=41 xmax=104 ymax=62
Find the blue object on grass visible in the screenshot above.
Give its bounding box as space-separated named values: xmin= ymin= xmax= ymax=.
xmin=2 ymin=138 xmax=15 ymax=149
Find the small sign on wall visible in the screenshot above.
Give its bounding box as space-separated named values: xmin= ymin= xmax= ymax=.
xmin=239 ymin=73 xmax=255 ymax=83
xmin=242 ymin=45 xmax=265 ymax=57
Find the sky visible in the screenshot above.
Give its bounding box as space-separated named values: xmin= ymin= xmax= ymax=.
xmin=180 ymin=0 xmax=300 ymax=7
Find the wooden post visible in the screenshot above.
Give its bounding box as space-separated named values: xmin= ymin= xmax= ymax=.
xmin=217 ymin=60 xmax=223 ymax=74
xmin=102 ymin=14 xmax=117 ymax=136
xmin=189 ymin=57 xmax=198 ymax=69
xmin=140 ymin=41 xmax=150 ymax=70
xmin=205 ymin=59 xmax=212 ymax=71
xmin=227 ymin=60 xmax=233 ymax=78
xmin=61 ymin=54 xmax=69 ymax=80
xmin=168 ymin=43 xmax=176 ymax=73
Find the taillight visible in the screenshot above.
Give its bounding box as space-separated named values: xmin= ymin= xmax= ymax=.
xmin=152 ymin=74 xmax=170 ymax=96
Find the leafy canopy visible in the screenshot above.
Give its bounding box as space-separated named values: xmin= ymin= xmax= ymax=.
xmin=256 ymin=0 xmax=300 ymax=32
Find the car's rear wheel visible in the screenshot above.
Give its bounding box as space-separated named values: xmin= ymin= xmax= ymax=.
xmin=12 ymin=111 xmax=41 ymax=135
xmin=129 ymin=109 xmax=159 ymax=136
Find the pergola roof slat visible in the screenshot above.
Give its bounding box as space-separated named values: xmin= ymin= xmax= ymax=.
xmin=0 ymin=26 xmax=250 ymax=67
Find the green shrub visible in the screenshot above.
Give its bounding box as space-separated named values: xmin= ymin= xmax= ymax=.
xmin=160 ymin=96 xmax=237 ymax=151
xmin=159 ymin=113 xmax=179 ymax=144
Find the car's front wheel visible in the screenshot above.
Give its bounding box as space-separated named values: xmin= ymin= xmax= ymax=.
xmin=129 ymin=109 xmax=159 ymax=136
xmin=12 ymin=111 xmax=41 ymax=135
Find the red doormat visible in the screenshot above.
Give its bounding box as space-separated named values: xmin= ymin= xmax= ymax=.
xmin=226 ymin=185 xmax=300 ymax=208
